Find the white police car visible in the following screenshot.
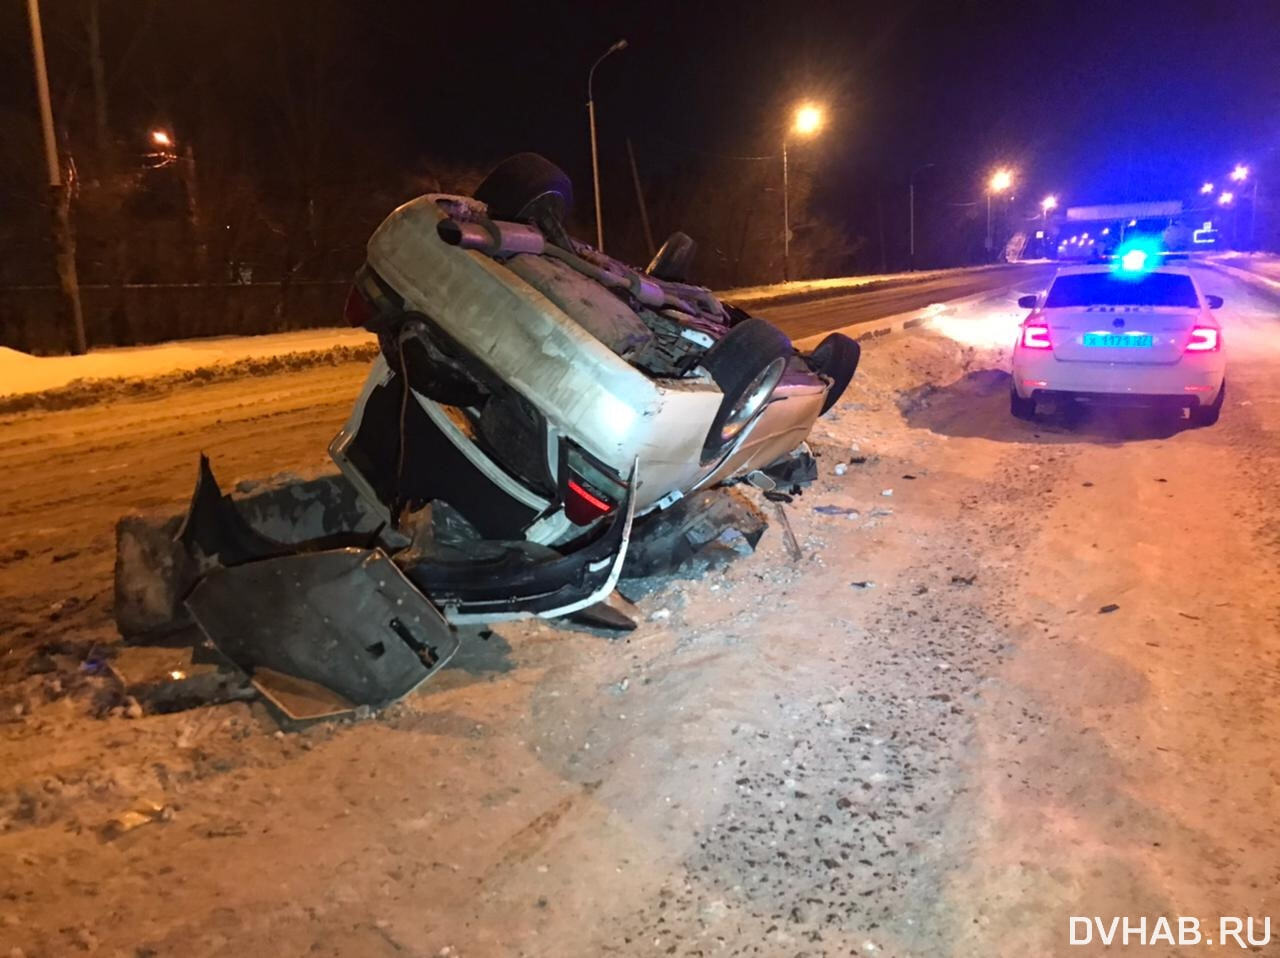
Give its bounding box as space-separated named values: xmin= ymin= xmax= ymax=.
xmin=1011 ymin=248 xmax=1226 ymax=425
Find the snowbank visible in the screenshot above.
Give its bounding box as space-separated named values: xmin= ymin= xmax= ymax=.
xmin=1206 ymin=252 xmax=1280 ymax=293
xmin=0 ymin=326 xmax=375 ymax=400
xmin=721 ymin=263 xmax=1016 ymax=306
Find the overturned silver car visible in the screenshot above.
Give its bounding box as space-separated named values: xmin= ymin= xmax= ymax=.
xmin=116 ymin=153 xmax=858 ymax=718
xmin=334 ymin=153 xmax=858 ymax=585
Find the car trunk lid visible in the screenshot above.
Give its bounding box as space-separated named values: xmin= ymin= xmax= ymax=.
xmin=1047 ymin=306 xmax=1201 ymax=365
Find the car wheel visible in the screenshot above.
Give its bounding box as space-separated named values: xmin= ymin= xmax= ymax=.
xmin=474 ymin=153 xmax=574 ymax=224
xmin=808 ymin=333 xmax=861 ymax=416
xmin=646 ymin=231 xmax=697 ymax=282
xmin=1010 ymin=387 xmax=1037 ymax=421
xmin=1189 ymin=380 xmax=1225 ymax=427
xmin=701 ymin=318 xmax=793 ymax=461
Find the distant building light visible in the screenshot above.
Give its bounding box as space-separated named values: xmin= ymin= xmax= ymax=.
xmin=1101 ymin=227 xmax=1110 ymax=235
xmin=1035 ymin=230 xmax=1045 ymax=239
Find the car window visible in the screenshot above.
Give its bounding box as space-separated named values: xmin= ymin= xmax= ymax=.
xmin=1044 ymin=272 xmax=1199 ymax=308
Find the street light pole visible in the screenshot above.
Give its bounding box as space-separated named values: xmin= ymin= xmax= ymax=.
xmin=986 ymin=192 xmax=993 ymax=251
xmin=25 ymin=0 xmax=87 ymax=354
xmin=782 ymin=138 xmax=791 ymax=282
xmin=587 ymin=39 xmax=627 ymax=253
xmin=780 ymin=103 xmax=824 ymax=283
xmin=985 ymin=169 xmax=1013 ymax=259
xmin=1249 ymin=176 xmax=1260 ymax=252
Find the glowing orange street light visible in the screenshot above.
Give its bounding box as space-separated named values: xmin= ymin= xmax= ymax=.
xmin=792 ymin=103 xmax=824 ymax=137
xmin=151 ymin=129 xmax=173 ymax=149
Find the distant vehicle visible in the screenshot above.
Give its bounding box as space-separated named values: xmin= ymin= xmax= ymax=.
xmin=1010 ymin=252 xmax=1226 ymax=426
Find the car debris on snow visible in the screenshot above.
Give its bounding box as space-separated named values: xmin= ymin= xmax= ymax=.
xmin=111 ymin=153 xmax=859 ymax=721
xmin=770 ymin=503 xmax=804 ymax=561
xmin=813 ymin=505 xmax=860 ymax=518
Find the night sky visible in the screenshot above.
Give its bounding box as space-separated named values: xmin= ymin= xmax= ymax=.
xmin=2 ymin=0 xmax=1278 ymax=272
xmin=365 ymin=0 xmax=1280 ymax=205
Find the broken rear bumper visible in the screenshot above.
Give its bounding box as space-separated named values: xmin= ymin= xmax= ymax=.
xmin=176 ymin=454 xmax=635 ymax=626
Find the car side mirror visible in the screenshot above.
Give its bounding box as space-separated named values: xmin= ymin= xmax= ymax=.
xmin=1017 ymin=294 xmax=1038 ymax=309
xmin=1205 ymin=294 xmax=1223 ymax=310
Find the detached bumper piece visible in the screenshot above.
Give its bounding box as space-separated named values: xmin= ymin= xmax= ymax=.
xmin=186 ymin=549 xmax=458 ymax=722
xmin=173 ymin=456 xmax=633 ymax=720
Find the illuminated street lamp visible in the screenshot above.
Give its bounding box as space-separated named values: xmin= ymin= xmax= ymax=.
xmin=1200 ymin=182 xmax=1215 ymax=195
xmin=1040 ymin=194 xmax=1057 ymax=225
xmin=1218 ymin=191 xmax=1235 ymax=205
xmin=586 ymin=38 xmax=628 ymax=252
xmin=782 ymin=102 xmax=825 ymax=281
xmin=150 ymin=128 xmax=173 ymax=149
xmin=1230 ymin=164 xmax=1249 ymax=183
xmin=986 ymin=167 xmax=1013 ymax=253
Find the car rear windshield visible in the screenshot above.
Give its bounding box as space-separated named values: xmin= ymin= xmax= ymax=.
xmin=1044 ymin=272 xmax=1199 ymax=308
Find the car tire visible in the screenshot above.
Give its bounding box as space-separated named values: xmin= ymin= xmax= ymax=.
xmin=808 ymin=333 xmax=861 ymax=416
xmin=474 ymin=153 xmax=574 ymax=224
xmin=1010 ymin=387 xmax=1037 ymax=421
xmin=1189 ymin=380 xmax=1225 ymax=427
xmin=701 ymin=318 xmax=793 ymax=461
xmin=646 ymin=231 xmax=697 ymax=282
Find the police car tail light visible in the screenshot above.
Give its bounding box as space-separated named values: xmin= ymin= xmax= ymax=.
xmin=1021 ymin=321 xmax=1052 ymax=349
xmin=1185 ymin=327 xmax=1220 ymax=352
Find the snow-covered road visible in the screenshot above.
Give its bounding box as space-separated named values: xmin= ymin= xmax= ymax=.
xmin=0 ymin=264 xmax=1277 ymax=957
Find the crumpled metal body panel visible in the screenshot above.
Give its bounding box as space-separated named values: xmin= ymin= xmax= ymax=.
xmin=178 ymin=454 xmax=634 ymax=625
xmin=185 ymin=548 xmax=458 ymax=720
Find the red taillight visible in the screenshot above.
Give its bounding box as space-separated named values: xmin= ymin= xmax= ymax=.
xmin=1185 ymin=327 xmax=1220 ymax=352
xmin=1021 ymin=322 xmax=1052 ymax=349
xmin=565 ymin=478 xmax=614 ymax=525
xmin=344 ymin=285 xmax=374 ymax=328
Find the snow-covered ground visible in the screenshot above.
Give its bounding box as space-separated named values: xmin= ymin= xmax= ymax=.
xmin=0 ymin=327 xmax=376 ymax=401
xmin=0 ymin=263 xmax=1277 ymax=956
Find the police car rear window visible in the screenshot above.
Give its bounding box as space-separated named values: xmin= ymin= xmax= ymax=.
xmin=1045 ymin=272 xmax=1199 ymax=308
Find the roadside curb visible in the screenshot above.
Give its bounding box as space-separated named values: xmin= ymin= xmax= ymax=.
xmin=1202 ymin=259 xmax=1280 ymax=298
xmin=792 ymin=292 xmax=994 ymax=352
xmin=725 ymin=263 xmax=1021 ymax=311
xmin=2 ymin=271 xmax=1022 ymax=413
